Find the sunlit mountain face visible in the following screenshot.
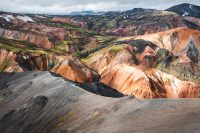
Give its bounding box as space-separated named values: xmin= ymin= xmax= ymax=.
xmin=0 ymin=1 xmax=200 ymax=133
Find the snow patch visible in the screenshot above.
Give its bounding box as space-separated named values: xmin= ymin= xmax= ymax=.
xmin=0 ymin=14 xmax=34 ymax=23
xmin=0 ymin=15 xmax=14 ymax=22
xmin=182 ymin=11 xmax=189 ymax=16
xmin=35 ymin=15 xmax=45 ymax=18
xmin=16 ymin=16 xmax=34 ymax=22
xmin=171 ymin=78 xmax=178 ymax=95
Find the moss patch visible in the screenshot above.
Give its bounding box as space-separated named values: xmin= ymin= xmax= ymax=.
xmin=82 ymin=45 xmax=125 ymax=62
xmin=0 ymin=96 xmax=3 ymax=102
xmin=55 ymin=111 xmax=75 ymax=128
xmin=109 ymin=45 xmax=124 ymax=52
xmin=0 ymin=58 xmax=11 ymax=72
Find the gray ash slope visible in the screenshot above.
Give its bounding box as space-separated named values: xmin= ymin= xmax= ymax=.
xmin=0 ymin=72 xmax=200 ymax=133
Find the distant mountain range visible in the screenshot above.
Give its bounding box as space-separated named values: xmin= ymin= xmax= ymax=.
xmin=68 ymin=10 xmax=105 ymax=16
xmin=68 ymin=8 xmax=156 ymax=16
xmin=68 ymin=3 xmax=200 ymax=18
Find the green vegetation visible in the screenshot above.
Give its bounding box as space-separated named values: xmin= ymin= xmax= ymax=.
xmin=106 ymin=20 xmax=116 ymax=29
xmin=0 ymin=58 xmax=11 ymax=72
xmin=0 ymin=43 xmax=21 ymax=53
xmin=154 ymin=49 xmax=200 ymax=84
xmin=71 ymin=10 xmax=178 ymax=36
xmin=0 ymin=37 xmax=72 ymax=55
xmin=57 ymin=22 xmax=97 ymax=36
xmin=109 ymin=45 xmax=125 ymax=52
xmin=55 ymin=111 xmax=75 ymax=128
xmin=82 ymin=45 xmax=124 ymax=62
xmin=0 ymin=96 xmax=3 ymax=102
xmin=156 ymin=62 xmax=200 ymax=84
xmin=57 ymin=22 xmax=79 ymax=29
xmin=0 ymin=91 xmax=12 ymax=102
xmin=95 ymin=36 xmax=116 ymax=44
xmin=50 ymin=40 xmax=73 ymax=54
xmin=73 ymin=36 xmax=116 ymax=59
xmin=0 ymin=36 xmax=46 ymax=53
xmin=0 ymin=35 xmax=114 ymax=57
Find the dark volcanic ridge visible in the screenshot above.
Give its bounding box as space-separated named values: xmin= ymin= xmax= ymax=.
xmin=166 ymin=3 xmax=200 ymax=18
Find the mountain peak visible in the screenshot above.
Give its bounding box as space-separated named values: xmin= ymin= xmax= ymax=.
xmin=166 ymin=3 xmax=200 ymax=18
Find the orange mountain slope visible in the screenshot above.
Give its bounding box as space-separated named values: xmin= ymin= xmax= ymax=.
xmin=83 ymin=28 xmax=200 ymax=98
xmin=119 ymin=27 xmax=200 ymax=55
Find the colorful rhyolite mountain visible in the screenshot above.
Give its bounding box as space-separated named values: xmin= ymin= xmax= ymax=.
xmin=84 ymin=27 xmax=200 ymax=98
xmin=0 ymin=4 xmax=200 ymax=99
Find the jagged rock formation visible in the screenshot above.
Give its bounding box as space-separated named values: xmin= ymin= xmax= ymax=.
xmin=0 ymin=72 xmax=200 ymax=133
